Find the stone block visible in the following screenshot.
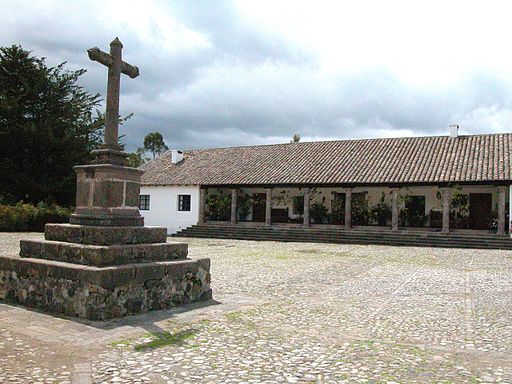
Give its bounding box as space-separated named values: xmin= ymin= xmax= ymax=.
xmin=0 ymin=254 xmax=211 ymax=320
xmin=72 ymin=164 xmax=144 ymax=226
xmin=19 ymin=239 xmax=188 ymax=266
xmin=45 ymin=224 xmax=167 ymax=245
xmin=69 ymin=212 xmax=144 ymax=227
xmin=93 ymin=180 xmax=124 ymax=207
xmin=125 ymin=182 xmax=140 ymax=207
xmin=76 ymin=181 xmax=91 ymax=207
xmin=134 ymin=263 xmax=165 ymax=283
xmin=19 ymin=240 xmax=44 ymax=258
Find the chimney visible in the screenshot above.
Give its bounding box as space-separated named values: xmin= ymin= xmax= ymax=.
xmin=449 ymin=124 xmax=459 ymax=138
xmin=170 ymin=149 xmax=183 ymax=164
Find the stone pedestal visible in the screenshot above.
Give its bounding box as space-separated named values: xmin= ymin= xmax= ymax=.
xmin=0 ymin=158 xmax=212 ymax=320
xmin=70 ymin=164 xmax=144 ymax=227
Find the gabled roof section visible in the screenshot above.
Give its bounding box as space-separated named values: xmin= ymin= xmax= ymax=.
xmin=140 ymin=133 xmax=512 ymax=186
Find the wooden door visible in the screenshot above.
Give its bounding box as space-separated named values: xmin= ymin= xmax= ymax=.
xmin=469 ymin=193 xmax=492 ymax=229
xmin=252 ymin=193 xmax=266 ymax=222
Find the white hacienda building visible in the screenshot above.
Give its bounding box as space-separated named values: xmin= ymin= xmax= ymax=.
xmin=139 ymin=129 xmax=512 ymax=242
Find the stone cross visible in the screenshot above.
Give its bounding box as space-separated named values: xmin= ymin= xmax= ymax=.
xmin=87 ymin=37 xmax=139 ymax=150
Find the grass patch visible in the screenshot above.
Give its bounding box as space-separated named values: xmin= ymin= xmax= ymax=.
xmin=225 ymin=311 xmax=244 ymax=321
xmin=111 ymin=340 xmax=130 ymax=347
xmin=357 ymin=339 xmax=376 ymax=348
xmin=134 ymin=329 xmax=196 ymax=351
xmin=297 ymin=249 xmax=321 ymax=254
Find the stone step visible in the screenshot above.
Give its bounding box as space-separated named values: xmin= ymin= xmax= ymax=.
xmin=177 ymin=233 xmax=512 ymax=249
xmin=199 ymin=223 xmax=503 ymax=235
xmin=20 ymin=240 xmax=188 ymax=267
xmin=175 ymin=225 xmax=512 ymax=250
xmin=0 ymin=254 xmax=211 ymax=320
xmin=185 ymin=224 xmax=510 ymax=239
xmin=183 ymin=229 xmax=511 ymax=243
xmin=45 ymin=223 xmax=167 ymax=245
xmin=196 ymin=224 xmax=506 ymax=239
xmin=181 ymin=227 xmax=511 ymax=243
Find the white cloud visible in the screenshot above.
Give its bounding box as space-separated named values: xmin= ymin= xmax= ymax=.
xmin=2 ymin=0 xmax=512 ymax=150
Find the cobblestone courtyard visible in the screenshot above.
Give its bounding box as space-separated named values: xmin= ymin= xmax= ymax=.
xmin=1 ymin=233 xmax=512 ymax=383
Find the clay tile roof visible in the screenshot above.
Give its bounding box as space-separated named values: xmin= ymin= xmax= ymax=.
xmin=140 ymin=133 xmax=512 ymax=186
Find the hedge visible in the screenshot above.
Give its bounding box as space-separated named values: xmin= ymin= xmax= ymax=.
xmin=0 ymin=202 xmax=72 ymax=232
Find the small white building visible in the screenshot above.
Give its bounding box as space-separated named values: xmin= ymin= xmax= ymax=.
xmin=139 ymin=132 xmax=512 ymax=237
xmin=139 ymin=185 xmax=200 ymax=234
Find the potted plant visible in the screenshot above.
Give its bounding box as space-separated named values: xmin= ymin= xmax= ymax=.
xmin=311 ymin=202 xmax=328 ymax=224
xmin=370 ymin=192 xmax=391 ymax=226
xmin=237 ymin=191 xmax=253 ymax=221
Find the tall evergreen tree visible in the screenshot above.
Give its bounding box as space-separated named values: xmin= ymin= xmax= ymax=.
xmin=0 ymin=45 xmax=103 ymax=205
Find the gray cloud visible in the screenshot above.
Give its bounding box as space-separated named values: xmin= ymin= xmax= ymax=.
xmin=2 ymin=1 xmax=512 ymax=152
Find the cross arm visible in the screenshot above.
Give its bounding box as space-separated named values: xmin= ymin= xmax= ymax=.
xmin=87 ymin=47 xmax=112 ymax=67
xmin=121 ymin=62 xmax=140 ymax=79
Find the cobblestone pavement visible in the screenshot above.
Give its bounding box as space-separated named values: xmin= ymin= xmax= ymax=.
xmin=1 ymin=232 xmax=512 ymax=383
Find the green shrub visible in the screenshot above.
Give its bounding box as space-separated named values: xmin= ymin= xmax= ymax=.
xmin=206 ymin=192 xmax=231 ymax=221
xmin=370 ymin=192 xmax=392 ymax=226
xmin=311 ymin=202 xmax=328 ymax=224
xmin=0 ymin=202 xmax=72 ymax=232
xmin=237 ymin=192 xmax=253 ymax=221
xmin=329 ymin=196 xmax=345 ymax=225
xmin=352 ymin=193 xmax=370 ymax=225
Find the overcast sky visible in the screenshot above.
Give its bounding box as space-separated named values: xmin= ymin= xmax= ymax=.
xmin=3 ymin=0 xmax=512 ymax=151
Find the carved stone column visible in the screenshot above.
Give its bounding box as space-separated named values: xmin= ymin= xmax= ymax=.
xmin=391 ymin=187 xmax=399 ymax=230
xmin=497 ymin=186 xmax=506 ymax=236
xmin=303 ymin=188 xmax=310 ymax=227
xmin=344 ymin=188 xmax=352 ymax=229
xmin=265 ymin=188 xmax=272 ymax=226
xmin=230 ymin=188 xmax=237 ymax=224
xmin=441 ymin=187 xmax=451 ymax=233
xmin=198 ymin=188 xmax=206 ymax=224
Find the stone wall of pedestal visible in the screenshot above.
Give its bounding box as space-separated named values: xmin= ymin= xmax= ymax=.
xmin=70 ymin=164 xmax=144 ymax=226
xmin=0 ymin=256 xmax=211 ymax=320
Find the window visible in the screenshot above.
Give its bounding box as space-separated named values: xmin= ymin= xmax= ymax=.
xmin=292 ymin=195 xmax=304 ymax=215
xmin=178 ymin=194 xmax=191 ymax=211
xmin=139 ymin=195 xmax=150 ymax=210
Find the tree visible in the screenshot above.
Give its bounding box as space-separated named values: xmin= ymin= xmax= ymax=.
xmin=291 ymin=133 xmax=301 ymax=143
xmin=125 ymin=147 xmax=147 ymax=168
xmin=143 ymin=131 xmax=169 ymax=158
xmin=0 ymin=45 xmax=103 ymax=206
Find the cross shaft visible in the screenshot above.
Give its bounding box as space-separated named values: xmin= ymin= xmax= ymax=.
xmin=87 ymin=38 xmax=139 ymax=150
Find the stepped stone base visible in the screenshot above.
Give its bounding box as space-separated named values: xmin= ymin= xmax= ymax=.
xmin=0 ymin=256 xmax=211 ymax=320
xmin=0 ymin=223 xmax=212 ymax=320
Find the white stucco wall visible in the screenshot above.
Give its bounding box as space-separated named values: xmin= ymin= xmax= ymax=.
xmin=139 ymin=185 xmax=200 ymax=234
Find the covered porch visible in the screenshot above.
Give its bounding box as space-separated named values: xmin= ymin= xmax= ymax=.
xmin=198 ymin=184 xmax=511 ymax=237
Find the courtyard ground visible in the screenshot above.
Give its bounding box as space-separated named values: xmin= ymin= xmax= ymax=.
xmin=1 ymin=233 xmax=512 ymax=383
